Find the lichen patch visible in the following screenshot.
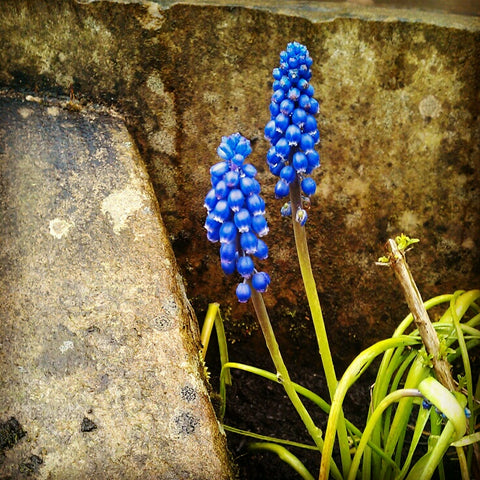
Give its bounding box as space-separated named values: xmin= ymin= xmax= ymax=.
xmin=101 ymin=187 xmax=146 ymax=234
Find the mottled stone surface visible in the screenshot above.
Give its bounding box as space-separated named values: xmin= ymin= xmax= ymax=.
xmin=0 ymin=0 xmax=478 ymax=363
xmin=0 ymin=96 xmax=233 ymax=479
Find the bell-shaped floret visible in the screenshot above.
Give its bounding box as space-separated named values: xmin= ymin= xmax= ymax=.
xmin=304 ymin=115 xmax=317 ymax=133
xmin=227 ymin=189 xmax=245 ymax=212
xmin=215 ymin=180 xmax=229 ymax=199
xmin=236 ymin=255 xmax=254 ymax=278
xmin=292 ymin=152 xmax=308 ymax=173
xmin=221 ymin=258 xmax=236 ymax=275
xmin=292 ymin=108 xmax=307 ymax=128
xmin=240 ymin=176 xmax=260 ymax=196
xmin=210 ymin=161 xmax=229 ymax=177
xmin=207 ymin=228 xmax=220 ymax=242
xmin=242 ymin=163 xmax=257 ymax=178
xmin=236 ymin=282 xmax=251 ymax=303
xmin=211 ymin=199 xmax=230 ymax=222
xmin=204 ymin=212 xmax=222 ymax=233
xmin=234 ymin=208 xmax=252 ymax=232
xmin=298 ymin=94 xmax=311 ymax=111
xmin=240 ymin=231 xmax=258 ymax=254
xmin=231 ymin=153 xmax=245 ymax=167
xmin=255 ymin=239 xmax=269 ymax=260
xmin=264 ymin=120 xmax=277 ymax=141
xmin=275 ymin=113 xmax=290 ymax=133
xmin=219 ymin=221 xmax=237 ymax=244
xmin=300 ymin=134 xmax=315 ymax=153
xmin=280 ymin=99 xmax=295 ymax=116
xmin=220 ymin=242 xmax=237 ymax=263
xmin=251 ymin=215 xmax=269 ymax=237
xmin=301 ymin=177 xmax=317 ymax=196
xmin=204 ymin=188 xmax=217 ymax=212
xmin=275 ymin=138 xmax=290 ymax=158
xmin=224 ymin=170 xmax=239 ymax=188
xmin=285 ymin=124 xmax=301 ymax=146
xmin=217 ymin=143 xmax=234 ymax=160
xmin=271 ymin=89 xmax=285 ymax=104
xmin=288 ymin=87 xmax=300 ymax=101
xmin=252 ymin=271 xmax=271 ymax=293
xmin=308 ymin=98 xmax=319 ymax=115
xmin=307 ymin=150 xmax=320 ymax=171
xmin=275 ymin=179 xmax=290 ymax=198
xmin=246 ymin=193 xmax=265 ymax=216
xmin=280 ymin=165 xmax=296 ymax=184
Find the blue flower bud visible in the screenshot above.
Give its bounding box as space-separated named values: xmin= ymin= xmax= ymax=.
xmin=212 ymin=199 xmax=230 ymax=222
xmin=288 ymin=68 xmax=299 ymax=83
xmin=210 ymin=161 xmax=229 ymax=177
xmin=304 ymin=115 xmax=317 ymax=133
xmin=221 ymin=258 xmax=236 ymax=275
xmin=207 ymin=228 xmax=220 ymax=242
xmin=285 ymin=124 xmax=301 ymax=146
xmin=271 ymin=89 xmax=285 ymax=104
xmin=298 ymin=94 xmax=311 ymax=110
xmin=269 ymin=101 xmax=280 ymax=116
xmin=237 ymin=255 xmax=254 ymax=278
xmin=280 ymin=165 xmax=296 ymax=184
xmin=236 ymin=282 xmax=251 ymax=303
xmin=275 ymin=179 xmax=290 ymax=198
xmin=275 ymin=138 xmax=290 ymax=158
xmin=217 ymin=143 xmax=234 ymax=160
xmin=275 ymin=113 xmax=290 ymax=133
xmin=297 ymin=78 xmax=309 ymax=90
xmin=292 ymin=108 xmax=307 ymax=128
xmin=301 ymin=177 xmax=317 ymax=196
xmin=231 ymin=153 xmax=245 ymax=167
xmin=219 ymin=221 xmax=237 ymax=243
xmin=240 ymin=231 xmax=258 ymax=254
xmin=220 ymin=242 xmax=237 ymax=262
xmin=305 ymin=84 xmax=315 ymax=97
xmin=269 ymin=161 xmax=284 ymax=176
xmin=246 ymin=193 xmax=265 ymax=216
xmin=240 ymin=176 xmax=260 ymax=196
xmin=292 ymin=152 xmax=308 ymax=173
xmin=279 ymin=76 xmax=291 ymax=91
xmin=234 ymin=208 xmax=251 ymax=232
xmin=251 ymin=215 xmax=269 ymax=237
xmin=288 ymin=87 xmax=300 ymax=101
xmin=300 ymin=134 xmax=315 ymax=153
xmin=252 ymin=271 xmax=271 ymax=293
xmin=242 ymin=163 xmax=257 ymax=178
xmin=215 ymin=180 xmax=229 ymax=199
xmin=224 ymin=169 xmax=239 ymax=187
xmin=204 ymin=212 xmax=221 ymax=233
xmin=307 ymin=150 xmax=320 ymax=171
xmin=227 ymin=188 xmax=245 ymax=212
xmin=204 ymin=188 xmax=217 ymax=211
xmin=264 ymin=120 xmax=277 ymax=140
xmin=272 ymin=67 xmax=282 ymax=80
xmin=308 ymin=98 xmax=320 ymax=114
xmin=280 ymin=99 xmax=295 ymax=116
xmin=255 ymin=239 xmax=269 ymax=260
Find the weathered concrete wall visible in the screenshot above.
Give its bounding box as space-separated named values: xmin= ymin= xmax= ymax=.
xmin=0 ymin=95 xmax=233 ymax=479
xmin=0 ymin=0 xmax=478 ymax=361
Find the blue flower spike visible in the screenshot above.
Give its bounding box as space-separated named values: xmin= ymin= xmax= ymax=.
xmin=205 ymin=133 xmax=270 ymax=302
xmin=265 ymin=42 xmax=320 ymax=224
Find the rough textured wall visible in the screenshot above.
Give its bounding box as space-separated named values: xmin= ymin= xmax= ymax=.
xmin=0 ymin=0 xmax=479 ymax=366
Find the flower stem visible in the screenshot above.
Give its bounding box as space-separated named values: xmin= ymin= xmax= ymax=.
xmin=249 ymin=285 xmax=341 ymax=476
xmin=289 ymin=177 xmax=351 ymax=475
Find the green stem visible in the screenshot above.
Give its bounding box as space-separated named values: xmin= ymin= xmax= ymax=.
xmin=248 ymin=286 xmax=344 ymax=477
xmin=319 ymin=336 xmax=420 ymax=480
xmin=248 ymin=442 xmax=315 ymax=480
xmin=347 ymin=389 xmax=423 ymax=480
xmin=289 ymin=177 xmax=351 ymax=476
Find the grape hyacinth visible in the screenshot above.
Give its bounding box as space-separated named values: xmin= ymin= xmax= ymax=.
xmin=264 ymin=41 xmax=320 ymax=225
xmin=204 ymin=133 xmax=270 ymax=303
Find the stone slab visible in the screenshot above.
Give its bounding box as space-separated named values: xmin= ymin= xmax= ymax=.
xmin=0 ymin=95 xmax=233 ymax=479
